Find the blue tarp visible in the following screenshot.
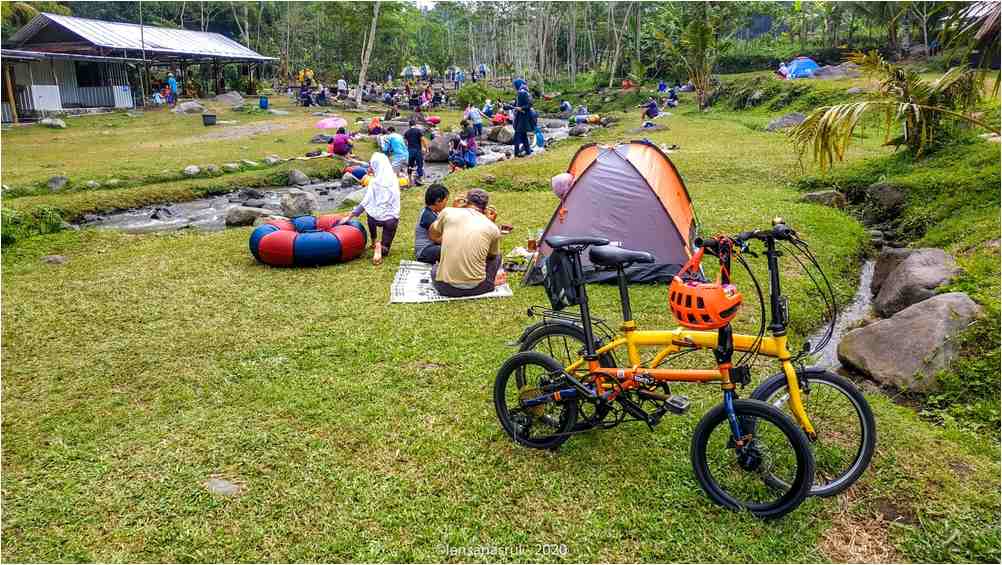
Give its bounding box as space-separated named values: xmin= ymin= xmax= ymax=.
xmin=786 ymin=57 xmax=820 ymax=79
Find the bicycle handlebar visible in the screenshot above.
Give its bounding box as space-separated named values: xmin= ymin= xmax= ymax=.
xmin=694 ymin=222 xmax=798 ymax=251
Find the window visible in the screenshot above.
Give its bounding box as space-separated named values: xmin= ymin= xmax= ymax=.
xmin=75 ymin=62 xmax=104 ymax=87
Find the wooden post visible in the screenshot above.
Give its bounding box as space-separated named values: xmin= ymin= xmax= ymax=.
xmin=4 ymin=64 xmax=18 ymax=123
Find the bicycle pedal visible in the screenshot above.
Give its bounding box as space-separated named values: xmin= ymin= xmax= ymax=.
xmin=665 ymin=395 xmax=690 ymax=414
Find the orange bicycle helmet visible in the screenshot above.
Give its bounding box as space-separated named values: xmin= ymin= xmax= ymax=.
xmin=669 ymin=244 xmax=743 ymax=330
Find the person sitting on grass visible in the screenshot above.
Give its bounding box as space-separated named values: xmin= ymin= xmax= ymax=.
xmin=368 ymin=116 xmax=384 ymax=135
xmin=559 ymin=100 xmax=572 ymax=113
xmin=428 ymin=189 xmax=507 ymax=298
xmin=338 ymin=152 xmax=400 ymax=266
xmin=414 ymin=184 xmax=449 ymax=264
xmin=638 ymin=97 xmax=660 ymax=122
xmin=328 ymin=127 xmax=353 ymax=157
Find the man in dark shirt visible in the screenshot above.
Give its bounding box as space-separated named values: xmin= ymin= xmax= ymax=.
xmin=403 ymin=118 xmax=427 ymax=186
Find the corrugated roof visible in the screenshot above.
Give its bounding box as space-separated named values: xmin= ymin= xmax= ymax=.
xmin=2 ymin=48 xmax=144 ymax=63
xmin=11 ymin=12 xmax=275 ymax=62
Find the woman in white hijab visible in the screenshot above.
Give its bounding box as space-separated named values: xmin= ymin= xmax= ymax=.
xmin=340 ymin=152 xmax=401 ymax=265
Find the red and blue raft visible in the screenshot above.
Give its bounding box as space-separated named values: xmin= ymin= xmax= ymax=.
xmin=249 ymin=214 xmax=367 ymax=267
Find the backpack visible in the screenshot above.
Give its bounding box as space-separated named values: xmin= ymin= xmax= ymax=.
xmin=541 ymin=250 xmax=581 ymax=311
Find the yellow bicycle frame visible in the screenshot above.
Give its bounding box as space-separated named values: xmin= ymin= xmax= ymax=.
xmin=562 ymin=322 xmax=817 ymax=437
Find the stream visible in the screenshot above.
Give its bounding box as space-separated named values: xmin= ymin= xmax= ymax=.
xmin=77 ymin=127 xmax=570 ymax=234
xmin=804 ymin=260 xmax=875 ymax=369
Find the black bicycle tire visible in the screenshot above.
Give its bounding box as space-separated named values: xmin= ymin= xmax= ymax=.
xmin=494 ymin=351 xmax=579 ymax=450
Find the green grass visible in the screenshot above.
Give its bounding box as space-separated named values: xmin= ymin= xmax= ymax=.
xmin=2 ymin=88 xmax=999 ymax=562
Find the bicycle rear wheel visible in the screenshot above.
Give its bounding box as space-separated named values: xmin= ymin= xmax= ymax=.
xmin=494 ymin=351 xmax=578 ymax=450
xmin=691 ymin=399 xmax=814 ymax=519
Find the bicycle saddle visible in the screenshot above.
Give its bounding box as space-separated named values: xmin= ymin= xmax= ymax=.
xmin=545 ymin=235 xmax=610 ymax=249
xmin=588 ymin=244 xmax=656 ymax=267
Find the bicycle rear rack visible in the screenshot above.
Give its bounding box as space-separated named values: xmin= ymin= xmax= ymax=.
xmin=527 ymin=305 xmax=616 ymax=344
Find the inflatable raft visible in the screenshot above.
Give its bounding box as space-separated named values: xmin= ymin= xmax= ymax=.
xmin=249 ymin=214 xmax=367 ymax=267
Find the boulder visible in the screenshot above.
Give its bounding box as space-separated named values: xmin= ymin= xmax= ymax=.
xmin=838 ymin=292 xmax=982 ymax=392
xmin=150 ymin=206 xmax=176 ymax=220
xmin=47 ymin=176 xmax=69 ymax=192
xmin=487 ymin=125 xmax=515 ymax=144
xmin=340 ymin=173 xmax=360 ymax=188
xmin=766 ymin=112 xmax=806 ymax=132
xmin=344 ymin=188 xmax=367 ymax=206
xmin=173 ymin=101 xmax=207 ymax=114
xmin=41 ymin=254 xmax=67 ymax=264
xmin=238 ymin=187 xmax=266 ymax=200
xmin=264 ymin=155 xmax=283 ymax=165
xmin=874 ymin=248 xmax=960 ymax=317
xmin=225 ymin=206 xmax=273 ymax=227
xmin=288 ymin=169 xmax=310 ymax=186
xmin=268 ymin=109 xmax=290 ymax=116
xmin=84 ymin=180 xmax=101 ymax=189
xmin=222 ymin=163 xmax=241 ymax=172
xmin=40 ymin=117 xmax=67 ymax=129
xmin=483 ymin=174 xmax=497 ymax=185
xmin=280 ymin=188 xmax=318 ymax=217
xmin=426 ymin=133 xmax=459 ymax=162
xmin=244 ymin=198 xmax=267 ymax=208
xmin=846 ymin=87 xmax=864 ymax=94
xmin=539 ymin=118 xmax=569 ymax=129
xmin=105 ymin=179 xmax=122 ymax=187
xmin=213 ymin=91 xmax=244 ymax=106
xmin=205 ymin=164 xmax=220 ymax=175
xmin=865 ymin=182 xmax=907 ymax=217
xmin=241 ymin=159 xmax=260 ymax=168
xmin=800 ymin=190 xmax=847 ymax=209
xmin=183 ymin=165 xmax=201 ymax=177
xmin=871 ymin=248 xmax=914 ymax=295
xmin=569 ymin=124 xmax=591 ymax=137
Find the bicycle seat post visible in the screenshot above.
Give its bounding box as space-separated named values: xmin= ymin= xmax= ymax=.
xmin=616 ymin=266 xmax=634 ymax=326
xmin=570 ymin=246 xmax=599 ymax=360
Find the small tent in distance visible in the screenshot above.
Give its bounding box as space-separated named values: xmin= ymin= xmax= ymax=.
xmin=524 ymin=140 xmax=699 ymax=285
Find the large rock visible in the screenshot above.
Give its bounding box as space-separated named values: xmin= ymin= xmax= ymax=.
xmin=874 ymin=248 xmax=960 ymax=317
xmin=84 ymin=180 xmax=101 ymax=189
xmin=40 ymin=117 xmax=67 ymax=129
xmin=863 ymin=182 xmax=907 ymax=222
xmin=569 ymin=124 xmax=591 ymax=137
xmin=340 ymin=173 xmax=360 ymax=188
xmin=222 ymin=163 xmax=241 ymax=172
xmin=280 ymin=188 xmax=317 ymax=218
xmin=344 ymin=188 xmax=367 ymax=206
xmin=426 ymin=133 xmax=459 ymax=162
xmin=846 ymin=86 xmax=864 ymax=95
xmin=225 ymin=206 xmax=273 ymax=226
xmin=47 ymin=176 xmax=69 ymax=192
xmin=871 ymin=248 xmax=914 ymax=295
xmin=264 ymin=155 xmax=283 ymax=165
xmin=214 ymin=91 xmax=244 ymax=106
xmin=183 ymin=165 xmax=201 ymax=177
xmin=288 ymin=169 xmax=310 ymax=186
xmin=241 ymin=159 xmax=259 ymax=168
xmin=487 ymin=125 xmax=515 ymax=144
xmin=838 ymin=292 xmax=982 ymax=392
xmin=174 ymin=101 xmax=207 ymax=114
xmin=800 ymin=190 xmax=846 ymax=209
xmin=538 ymin=118 xmax=569 ymax=129
xmin=766 ymin=112 xmax=806 ymax=132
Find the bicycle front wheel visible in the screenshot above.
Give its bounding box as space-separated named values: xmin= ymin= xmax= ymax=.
xmin=751 ymin=368 xmax=876 ymax=497
xmin=691 ymin=399 xmax=814 ymax=519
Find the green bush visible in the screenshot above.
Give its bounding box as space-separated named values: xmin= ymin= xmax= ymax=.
xmin=716 ymin=42 xmax=891 ymax=74
xmin=1 ymin=206 xmax=65 ymax=246
xmin=454 ymin=83 xmax=504 ymax=109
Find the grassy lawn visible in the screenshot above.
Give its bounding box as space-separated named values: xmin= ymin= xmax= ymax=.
xmin=2 ymin=94 xmax=999 ymax=562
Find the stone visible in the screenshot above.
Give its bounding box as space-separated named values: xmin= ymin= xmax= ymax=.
xmin=205 ymin=477 xmax=241 ymax=496
xmin=105 ymin=179 xmax=122 ymax=187
xmin=47 ymin=176 xmax=69 ymax=192
xmin=766 ymin=112 xmax=806 ymax=132
xmin=487 ymin=125 xmax=515 ymax=144
xmin=569 ymin=124 xmax=591 ymax=137
xmin=241 ymin=159 xmax=259 ymax=168
xmin=41 ymin=255 xmax=67 ymax=264
xmin=846 ymin=87 xmax=864 ymax=94
xmin=838 ymin=292 xmax=982 ymax=392
xmin=288 ymin=169 xmax=310 ymax=186
xmin=183 ymin=165 xmax=201 ymax=177
xmin=252 ymin=215 xmax=286 ymax=227
xmin=874 ymin=248 xmax=960 ymax=317
xmin=483 ymin=174 xmax=497 ymax=184
xmin=539 ymin=118 xmax=568 ymax=129
xmin=173 ymin=101 xmax=207 ymax=114
xmin=310 ymin=134 xmax=333 ymax=144
xmin=84 ymin=180 xmax=101 ymax=189
xmin=213 ymin=90 xmax=244 ymax=106
xmin=244 ymin=198 xmax=267 ymax=208
xmin=280 ymin=188 xmax=318 ymax=217
xmin=268 ymin=109 xmax=290 ymax=116
xmin=866 ymin=182 xmax=907 ymax=213
xmin=239 ymin=188 xmax=265 ymax=200
xmin=341 ymin=173 xmax=360 ymax=187
xmin=59 ymin=222 xmax=79 ymax=231
xmin=800 ymin=190 xmax=847 ymax=209
xmin=205 ymin=164 xmax=220 ymax=175
xmin=225 ymin=206 xmax=273 ymax=226
xmin=343 ymin=188 xmax=367 ymax=206
xmin=222 ymin=163 xmax=241 ymax=172
xmin=40 ymin=117 xmax=67 ymax=129
xmin=264 ymin=155 xmax=282 ymax=165
xmin=150 ymin=206 xmax=176 ymax=220
xmin=426 ymin=133 xmax=459 ymax=162
xmin=82 ymin=213 xmax=101 ymax=223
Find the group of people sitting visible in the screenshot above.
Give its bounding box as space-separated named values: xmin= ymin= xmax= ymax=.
xmin=337 ymin=152 xmax=508 ymax=297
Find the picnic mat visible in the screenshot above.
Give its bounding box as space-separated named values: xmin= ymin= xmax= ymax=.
xmin=390 ymin=260 xmax=513 ymax=303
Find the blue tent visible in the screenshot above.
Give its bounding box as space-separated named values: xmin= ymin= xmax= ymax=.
xmin=786 ymin=57 xmax=820 ymax=79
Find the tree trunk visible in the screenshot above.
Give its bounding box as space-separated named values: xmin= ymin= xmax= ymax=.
xmin=356 ymin=2 xmax=380 ymax=106
xmin=607 ymin=2 xmax=632 ymax=88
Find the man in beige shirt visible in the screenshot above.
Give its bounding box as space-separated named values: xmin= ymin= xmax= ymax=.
xmin=429 ymin=189 xmax=503 ymax=297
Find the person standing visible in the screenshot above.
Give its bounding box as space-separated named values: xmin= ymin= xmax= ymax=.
xmin=379 ymin=126 xmax=408 ymax=173
xmin=339 ymin=153 xmax=400 ymax=266
xmin=166 ymin=72 xmax=179 ymax=106
xmin=428 ymin=189 xmax=504 ymax=297
xmin=512 ymin=86 xmax=534 ymax=157
xmin=465 ymin=103 xmax=485 ymax=137
xmin=337 ymin=76 xmax=348 ymax=99
xmin=403 ymin=118 xmax=427 ymax=186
